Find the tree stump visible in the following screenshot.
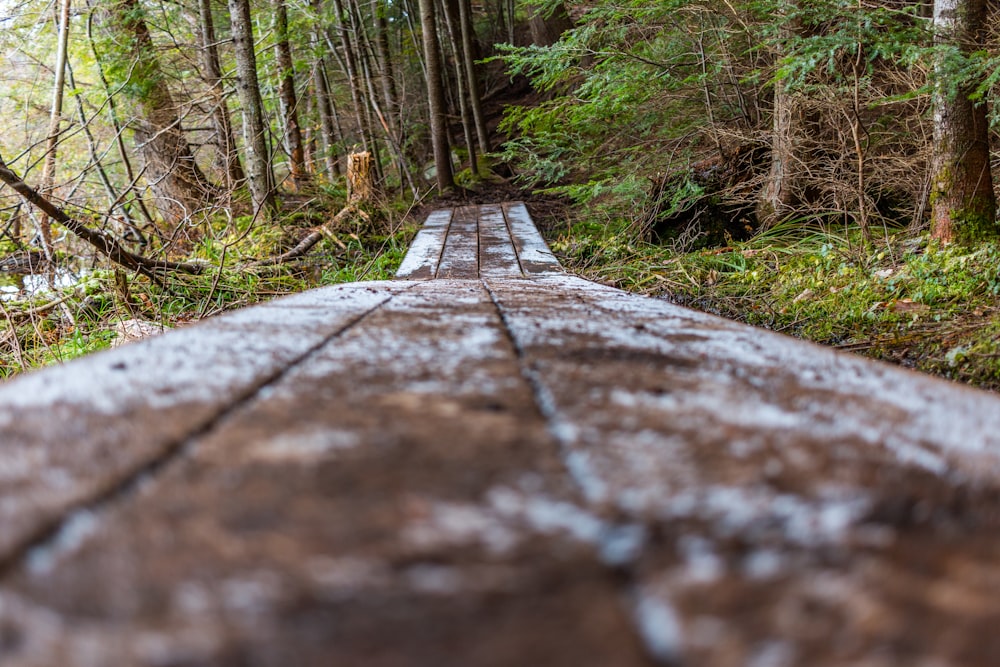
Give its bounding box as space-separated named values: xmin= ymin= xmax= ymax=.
xmin=347 ymin=151 xmax=373 ymax=203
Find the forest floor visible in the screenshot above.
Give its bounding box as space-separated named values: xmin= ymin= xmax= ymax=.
xmin=0 ymin=189 xmax=419 ymax=378
xmin=528 ymin=199 xmax=1000 ymax=393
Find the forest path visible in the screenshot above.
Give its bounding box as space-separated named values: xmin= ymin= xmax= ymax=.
xmin=2 ymin=203 xmax=1000 ymax=664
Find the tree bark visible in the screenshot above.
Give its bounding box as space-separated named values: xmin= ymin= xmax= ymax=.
xmin=527 ymin=1 xmax=572 ymax=47
xmin=458 ymin=0 xmax=489 ymax=155
xmin=274 ymin=0 xmax=309 ymax=190
xmin=198 ymin=0 xmax=245 ymax=188
xmin=330 ymin=0 xmax=374 ymax=154
xmin=756 ymin=6 xmax=814 ymax=227
xmin=372 ymin=0 xmax=398 ymax=130
xmin=312 ymin=54 xmax=342 ymax=177
xmin=228 ymin=0 xmax=277 ymax=218
xmin=111 ymin=0 xmax=216 ymax=223
xmin=929 ymin=0 xmax=997 ymax=243
xmin=757 ymin=75 xmax=802 ymax=226
xmin=418 ymin=0 xmax=454 ymax=190
xmin=36 ymin=0 xmax=72 ymax=257
xmin=439 ymin=0 xmax=477 ymax=175
xmin=86 ymin=4 xmax=157 ymax=229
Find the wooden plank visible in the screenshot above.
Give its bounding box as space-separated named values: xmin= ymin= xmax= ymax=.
xmin=0 ymin=280 xmax=650 ymax=667
xmin=435 ymin=206 xmax=479 ymax=278
xmin=477 ymin=204 xmax=522 ymax=278
xmin=395 ymin=208 xmax=452 ymax=280
xmin=484 ymin=273 xmax=1000 ymax=665
xmin=0 ymin=282 xmax=411 ymax=571
xmin=502 ymin=202 xmax=562 ymax=275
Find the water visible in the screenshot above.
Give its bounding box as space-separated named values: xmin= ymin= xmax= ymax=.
xmin=0 ymin=268 xmax=84 ymax=301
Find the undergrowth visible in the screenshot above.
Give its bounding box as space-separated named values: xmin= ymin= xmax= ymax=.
xmin=0 ymin=195 xmax=417 ymax=378
xmin=550 ymin=216 xmax=1000 ymax=391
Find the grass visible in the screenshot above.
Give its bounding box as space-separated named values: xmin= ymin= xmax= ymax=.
xmin=548 ymin=215 xmax=1000 ymax=391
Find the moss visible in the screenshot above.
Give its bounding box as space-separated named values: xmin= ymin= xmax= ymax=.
xmin=546 ymin=214 xmax=1000 ymax=392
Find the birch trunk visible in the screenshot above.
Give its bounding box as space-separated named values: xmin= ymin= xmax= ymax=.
xmin=198 ymin=0 xmax=245 ymax=188
xmin=36 ymin=0 xmax=72 ymax=257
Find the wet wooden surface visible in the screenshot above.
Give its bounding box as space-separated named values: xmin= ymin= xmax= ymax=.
xmin=3 ymin=202 xmax=1000 ymax=665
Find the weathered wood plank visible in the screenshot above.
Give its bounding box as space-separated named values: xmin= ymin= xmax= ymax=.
xmin=0 ymin=282 xmax=412 ymax=571
xmin=484 ymin=273 xmax=1000 ymax=665
xmin=435 ymin=206 xmax=479 ymax=278
xmin=477 ymin=204 xmax=522 ymax=278
xmin=502 ymin=202 xmax=561 ymax=275
xmin=0 ymin=280 xmax=649 ymax=667
xmin=395 ymin=209 xmax=452 ymax=280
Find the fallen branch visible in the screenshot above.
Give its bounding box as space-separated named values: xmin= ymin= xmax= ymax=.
xmin=0 ymin=155 xmax=205 ymax=281
xmin=247 ymin=204 xmax=366 ymax=268
xmin=4 ymin=289 xmax=81 ymax=325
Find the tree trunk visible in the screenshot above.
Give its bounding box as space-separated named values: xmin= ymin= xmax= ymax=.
xmin=756 ymin=8 xmax=814 ymax=228
xmin=929 ymin=0 xmax=997 ymax=243
xmin=112 ymin=0 xmax=215 ymax=223
xmin=418 ymin=0 xmax=454 ymax=190
xmin=198 ymin=0 xmax=245 ymax=188
xmin=528 ymin=1 xmax=572 ymax=47
xmin=86 ymin=4 xmax=157 ymax=230
xmin=757 ymin=76 xmax=801 ymax=226
xmin=372 ymin=0 xmax=398 ymax=129
xmin=312 ymin=54 xmax=341 ymax=177
xmin=439 ymin=0 xmax=477 ymax=175
xmin=330 ymin=0 xmax=374 ymax=154
xmin=228 ymin=0 xmax=277 ymax=218
xmin=459 ymin=0 xmax=489 ymax=155
xmin=36 ymin=0 xmax=72 ymax=257
xmin=274 ymin=0 xmax=309 ymax=190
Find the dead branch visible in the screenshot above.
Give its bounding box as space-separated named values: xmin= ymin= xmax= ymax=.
xmin=246 ymin=204 xmax=366 ymax=268
xmin=0 ymin=155 xmax=205 ymax=281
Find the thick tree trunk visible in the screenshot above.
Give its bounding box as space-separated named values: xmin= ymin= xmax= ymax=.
xmin=228 ymin=0 xmax=277 ymax=218
xmin=418 ymin=0 xmax=454 ymax=190
xmin=198 ymin=0 xmax=245 ymax=188
xmin=86 ymin=5 xmax=157 ymax=229
xmin=113 ymin=0 xmax=215 ymax=223
xmin=274 ymin=0 xmax=309 ymax=190
xmin=929 ymin=0 xmax=997 ymax=243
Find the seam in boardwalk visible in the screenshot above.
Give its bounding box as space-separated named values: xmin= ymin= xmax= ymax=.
xmin=481 ymin=276 xmax=675 ymax=666
xmin=500 ymin=205 xmax=526 ymax=275
xmin=0 ymin=286 xmax=414 ymax=580
xmin=432 ymin=208 xmax=453 ymax=280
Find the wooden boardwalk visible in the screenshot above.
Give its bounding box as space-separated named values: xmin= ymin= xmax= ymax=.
xmin=3 ymin=202 xmax=1000 ymax=665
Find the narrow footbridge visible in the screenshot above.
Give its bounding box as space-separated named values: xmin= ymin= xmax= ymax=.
xmin=4 ymin=202 xmax=1000 ymax=666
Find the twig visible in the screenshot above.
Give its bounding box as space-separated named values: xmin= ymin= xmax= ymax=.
xmin=0 ymin=301 xmax=27 ymax=371
xmin=0 ymin=155 xmax=205 ymax=282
